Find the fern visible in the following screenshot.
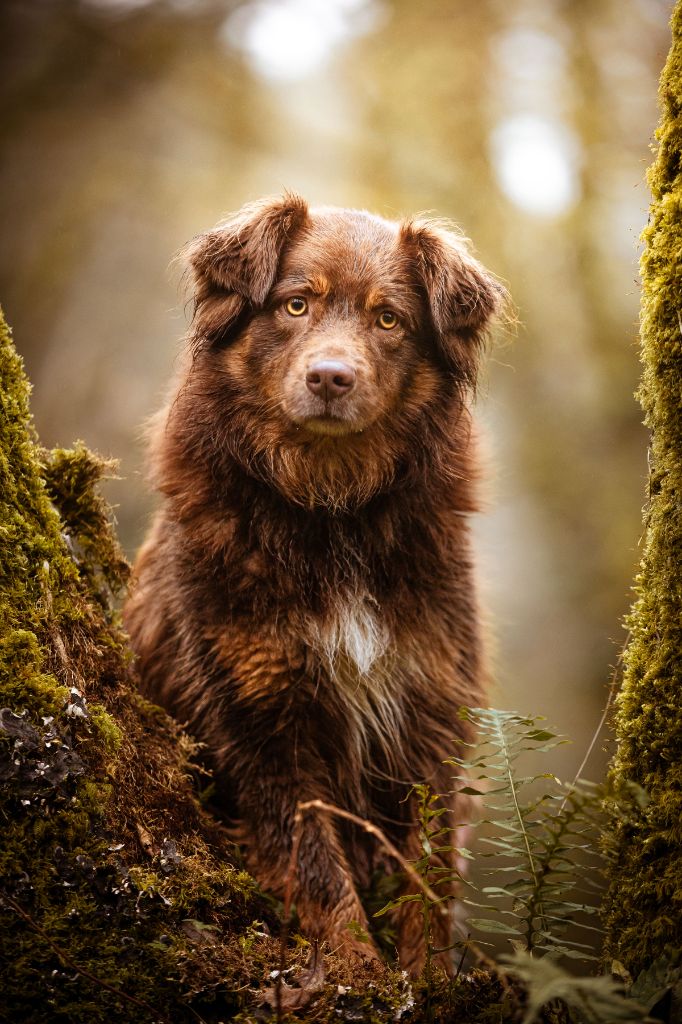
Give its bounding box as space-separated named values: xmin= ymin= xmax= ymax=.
xmin=501 ymin=950 xmax=652 ymax=1024
xmin=370 ymin=708 xmax=672 ymax=1023
xmin=447 ymin=707 xmax=604 ymax=960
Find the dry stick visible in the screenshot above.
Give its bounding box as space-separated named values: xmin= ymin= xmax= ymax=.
xmin=4 ymin=894 xmax=173 ymax=1024
xmin=298 ymin=798 xmax=444 ymax=910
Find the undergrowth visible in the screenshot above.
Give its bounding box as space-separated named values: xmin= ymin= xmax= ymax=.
xmin=368 ymin=707 xmax=681 ymax=1024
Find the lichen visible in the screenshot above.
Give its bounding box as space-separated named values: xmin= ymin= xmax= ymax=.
xmin=602 ymin=1 xmax=682 ymax=978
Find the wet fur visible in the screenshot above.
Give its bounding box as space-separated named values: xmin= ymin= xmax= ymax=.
xmin=124 ymin=194 xmax=504 ymax=974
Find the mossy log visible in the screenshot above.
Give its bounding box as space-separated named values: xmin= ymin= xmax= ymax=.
xmin=602 ymin=1 xmax=682 ymax=980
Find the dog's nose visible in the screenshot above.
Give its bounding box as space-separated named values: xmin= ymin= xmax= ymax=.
xmin=306 ymin=360 xmax=356 ymax=401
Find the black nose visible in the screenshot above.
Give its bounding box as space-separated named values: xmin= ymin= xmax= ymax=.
xmin=306 ymin=360 xmax=356 ymax=401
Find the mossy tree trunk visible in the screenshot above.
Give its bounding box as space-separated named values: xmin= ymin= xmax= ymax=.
xmin=602 ymin=1 xmax=682 ymax=979
xmin=0 ymin=306 xmax=277 ymax=1022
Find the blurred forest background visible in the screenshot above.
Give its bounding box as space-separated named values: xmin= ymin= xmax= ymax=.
xmin=0 ymin=0 xmax=672 ymax=784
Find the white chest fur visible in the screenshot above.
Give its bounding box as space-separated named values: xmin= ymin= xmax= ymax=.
xmin=308 ymin=591 xmax=389 ymax=676
xmin=302 ymin=592 xmax=405 ymax=766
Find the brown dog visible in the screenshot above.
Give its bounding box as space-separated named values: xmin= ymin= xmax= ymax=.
xmin=124 ymin=194 xmax=504 ymax=974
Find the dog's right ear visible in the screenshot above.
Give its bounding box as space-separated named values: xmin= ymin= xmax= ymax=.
xmin=186 ymin=193 xmax=309 ymax=346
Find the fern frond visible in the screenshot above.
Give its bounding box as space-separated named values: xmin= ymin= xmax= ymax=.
xmin=502 ymin=950 xmax=652 ymax=1024
xmin=449 ymin=708 xmax=605 ymax=960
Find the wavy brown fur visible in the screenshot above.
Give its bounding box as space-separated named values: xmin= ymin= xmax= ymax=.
xmin=124 ymin=194 xmax=505 ymax=975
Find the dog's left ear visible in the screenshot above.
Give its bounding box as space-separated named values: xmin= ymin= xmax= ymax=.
xmin=186 ymin=193 xmax=309 ymax=345
xmin=401 ymin=219 xmax=506 ymax=387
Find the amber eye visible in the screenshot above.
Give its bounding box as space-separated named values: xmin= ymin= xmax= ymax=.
xmin=377 ymin=310 xmax=398 ymax=330
xmin=285 ymin=296 xmax=308 ymax=317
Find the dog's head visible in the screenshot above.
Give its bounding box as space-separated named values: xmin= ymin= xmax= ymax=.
xmin=174 ymin=193 xmax=505 ymax=509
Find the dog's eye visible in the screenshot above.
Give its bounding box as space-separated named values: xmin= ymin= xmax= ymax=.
xmin=285 ymin=297 xmax=308 ymax=317
xmin=377 ymin=310 xmax=399 ymax=330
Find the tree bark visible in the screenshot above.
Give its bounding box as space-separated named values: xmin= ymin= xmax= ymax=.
xmin=602 ymin=1 xmax=682 ymax=979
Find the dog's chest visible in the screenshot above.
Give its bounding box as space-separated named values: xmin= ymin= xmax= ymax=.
xmin=299 ymin=590 xmax=410 ymax=759
xmin=305 ymin=590 xmax=390 ymax=676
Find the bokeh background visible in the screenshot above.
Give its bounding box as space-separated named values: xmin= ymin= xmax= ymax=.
xmin=0 ymin=0 xmax=673 ymax=783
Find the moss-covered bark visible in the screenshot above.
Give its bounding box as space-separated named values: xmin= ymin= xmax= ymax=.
xmin=0 ymin=305 xmax=281 ymax=1022
xmin=602 ymin=1 xmax=682 ymax=978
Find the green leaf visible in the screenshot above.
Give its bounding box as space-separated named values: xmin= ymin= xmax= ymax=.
xmin=501 ymin=950 xmax=649 ymax=1024
xmin=630 ymin=947 xmax=682 ymax=1011
xmin=468 ymin=917 xmax=522 ymax=936
xmin=373 ymin=893 xmax=422 ymax=917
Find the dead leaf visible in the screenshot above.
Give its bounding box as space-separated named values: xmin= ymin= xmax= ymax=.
xmin=136 ymin=823 xmax=155 ymax=857
xmin=260 ymin=944 xmax=326 ymax=1012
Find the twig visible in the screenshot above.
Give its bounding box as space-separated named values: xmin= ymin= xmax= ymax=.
xmin=3 ymin=894 xmax=172 ymax=1023
xmin=281 ymin=798 xmax=498 ymax=978
xmin=558 ymin=633 xmax=629 ymax=814
xmin=453 ymin=934 xmax=470 ymax=982
xmin=288 ymin=794 xmax=497 ymax=946
xmin=296 ymin=798 xmax=444 ymax=910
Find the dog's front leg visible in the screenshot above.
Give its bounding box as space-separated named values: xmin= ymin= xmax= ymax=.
xmin=228 ymin=733 xmax=378 ymax=961
xmin=208 ymin=627 xmax=380 ymax=959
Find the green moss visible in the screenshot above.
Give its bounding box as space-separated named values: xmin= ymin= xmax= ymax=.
xmin=0 ymin=326 xmax=77 ymax=623
xmin=602 ymin=1 xmax=682 ymax=978
xmin=41 ymin=443 xmax=130 ymax=602
xmin=0 ymin=307 xmax=276 ymax=1021
xmin=87 ymin=704 xmax=123 ymax=753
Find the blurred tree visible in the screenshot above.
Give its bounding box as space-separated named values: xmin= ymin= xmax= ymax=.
xmin=350 ymin=0 xmax=502 ymax=234
xmin=603 ymin=0 xmax=682 ymax=979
